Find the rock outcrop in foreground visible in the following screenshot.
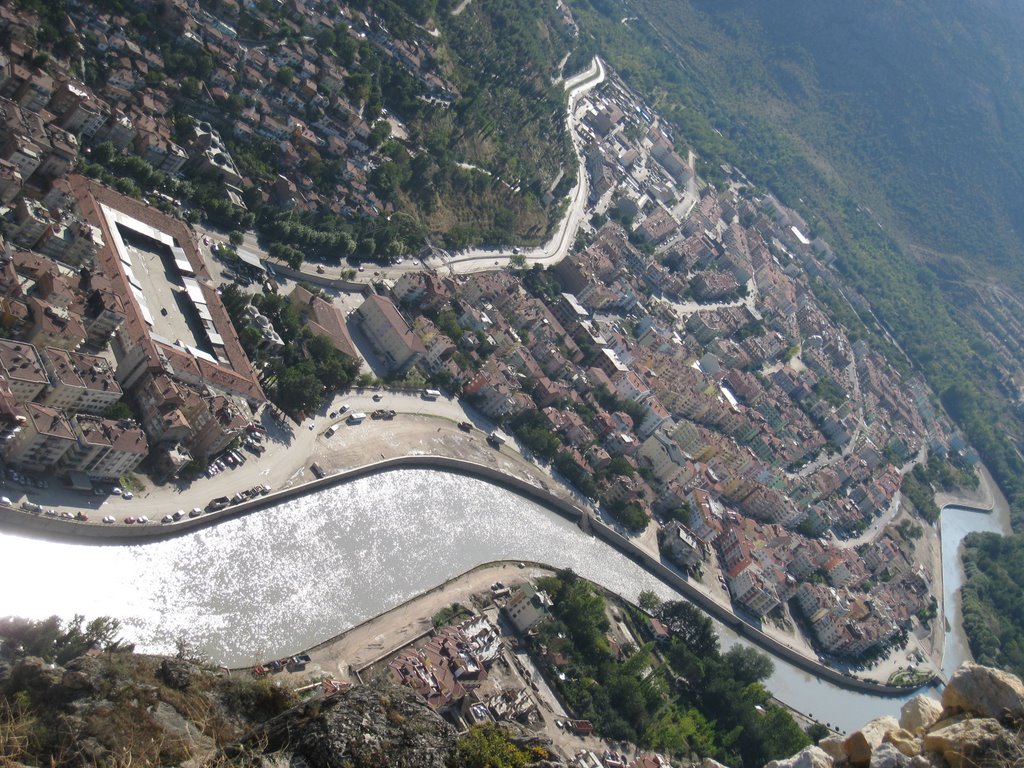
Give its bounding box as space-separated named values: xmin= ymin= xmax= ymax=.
xmin=0 ymin=648 xmax=548 ymax=768
xmin=768 ymin=662 xmax=1024 ymax=768
xmin=3 ymin=635 xmax=1023 ymax=768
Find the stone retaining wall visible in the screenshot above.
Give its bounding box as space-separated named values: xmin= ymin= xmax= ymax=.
xmin=588 ymin=517 xmax=938 ymax=696
xmin=0 ymin=455 xmax=583 ymax=544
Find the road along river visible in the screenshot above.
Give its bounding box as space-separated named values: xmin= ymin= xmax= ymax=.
xmin=0 ymin=467 xmax=999 ymax=733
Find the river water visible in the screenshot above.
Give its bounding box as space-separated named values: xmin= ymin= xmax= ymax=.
xmin=939 ymin=499 xmax=1011 ymax=679
xmin=0 ymin=468 xmax=1008 ymax=733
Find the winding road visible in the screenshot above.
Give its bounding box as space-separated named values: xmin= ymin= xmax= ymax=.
xmin=438 ymin=57 xmax=606 ymax=275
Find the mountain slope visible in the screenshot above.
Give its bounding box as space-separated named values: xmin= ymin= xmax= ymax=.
xmin=632 ymin=0 xmax=1024 ymax=280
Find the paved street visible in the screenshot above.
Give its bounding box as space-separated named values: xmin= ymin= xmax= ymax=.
xmin=435 ymin=57 xmax=606 ymax=276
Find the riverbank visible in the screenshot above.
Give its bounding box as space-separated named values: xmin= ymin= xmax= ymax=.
xmin=0 ymin=390 xmax=582 ymax=541
xmin=238 ymin=559 xmax=837 ymax=756
xmin=0 ymin=404 xmax=936 ymax=696
xmin=935 ymin=465 xmax=1012 ymax=679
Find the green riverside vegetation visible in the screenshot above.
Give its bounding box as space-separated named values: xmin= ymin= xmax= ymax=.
xmin=961 ymin=533 xmax=1024 ymax=678
xmin=533 ymin=570 xmax=810 ymax=767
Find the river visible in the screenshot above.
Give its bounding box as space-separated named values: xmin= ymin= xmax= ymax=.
xmin=0 ymin=467 xmax=1008 ymax=733
xmin=939 ymin=497 xmax=1012 ymax=678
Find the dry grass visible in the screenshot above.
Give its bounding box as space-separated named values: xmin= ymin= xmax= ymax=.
xmin=0 ymin=699 xmax=34 ymax=764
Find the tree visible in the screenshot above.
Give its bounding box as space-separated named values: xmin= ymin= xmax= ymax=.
xmin=229 ymin=230 xmax=245 ymax=246
xmin=276 ymin=67 xmax=295 ymax=86
xmin=368 ymin=120 xmax=392 ymax=148
xmin=661 ymin=601 xmax=718 ymax=658
xmin=723 ymin=645 xmax=774 ymax=687
xmin=806 ymin=723 xmax=832 ymax=743
xmin=103 ymin=402 xmax=135 ymax=421
xmin=275 ymin=362 xmax=324 ymax=414
xmin=455 ymin=724 xmax=541 ymax=768
xmin=638 ymin=589 xmax=662 ymax=612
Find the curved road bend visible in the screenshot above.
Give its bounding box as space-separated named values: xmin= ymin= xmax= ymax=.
xmin=442 ymin=57 xmax=607 ymax=275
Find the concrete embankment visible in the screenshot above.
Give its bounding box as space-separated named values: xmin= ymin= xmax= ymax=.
xmin=586 ymin=517 xmax=936 ymax=696
xmin=0 ymin=455 xmax=583 ymax=544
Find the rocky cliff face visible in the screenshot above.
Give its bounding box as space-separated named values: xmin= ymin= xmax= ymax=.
xmin=755 ymin=663 xmax=1024 ymax=768
xmin=0 ymin=648 xmax=546 ymax=768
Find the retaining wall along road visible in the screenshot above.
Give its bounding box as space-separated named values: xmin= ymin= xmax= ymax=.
xmin=0 ymin=455 xmax=583 ymax=544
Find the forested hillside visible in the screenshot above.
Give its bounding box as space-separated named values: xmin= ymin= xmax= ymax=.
xmin=637 ymin=0 xmax=1024 ymax=279
xmin=961 ymin=532 xmax=1024 ymax=677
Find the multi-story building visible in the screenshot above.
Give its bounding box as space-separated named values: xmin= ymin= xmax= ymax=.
xmin=637 ymin=430 xmax=688 ymax=485
xmin=0 ymin=157 xmax=22 ymax=204
xmin=9 ymin=198 xmax=50 ymax=248
xmin=39 ymin=347 xmax=122 ymax=415
xmin=190 ymin=395 xmax=248 ymax=458
xmin=729 ymin=566 xmax=782 ymax=617
xmin=4 ymin=402 xmax=76 ymax=471
xmin=504 ymin=585 xmax=553 ymax=634
xmin=64 ymin=414 xmax=148 ymax=480
xmin=354 ymin=293 xmax=425 ymax=375
xmin=25 ymin=297 xmax=85 ymax=352
xmin=0 ymin=338 xmax=47 ymax=401
xmin=658 ymin=520 xmax=703 ymax=570
xmin=289 ymin=285 xmax=358 ymax=360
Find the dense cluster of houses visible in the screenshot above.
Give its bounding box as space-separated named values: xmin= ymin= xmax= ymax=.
xmin=351 ymin=72 xmax=969 ymax=659
xmin=0 ymin=172 xmax=264 ymax=483
xmin=0 ymin=0 xmax=452 ymax=224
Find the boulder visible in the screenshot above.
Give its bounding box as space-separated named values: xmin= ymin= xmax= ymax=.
xmin=868 ymin=743 xmax=910 ymax=768
xmin=844 ymin=716 xmax=900 ymax=767
xmin=942 ymin=662 xmax=1024 ymax=720
xmin=157 ymin=658 xmax=193 ymax=691
xmin=882 ymin=728 xmax=920 ymax=758
xmin=766 ymin=745 xmax=833 ymax=768
xmin=908 ymin=754 xmax=945 ymax=768
xmin=922 ymin=717 xmax=1015 ymax=768
xmin=899 ymin=696 xmax=943 ymax=735
xmin=818 ymin=735 xmax=846 ymax=762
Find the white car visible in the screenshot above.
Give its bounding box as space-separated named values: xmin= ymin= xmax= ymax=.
xmin=102 ymin=515 xmax=116 ymax=524
xmin=122 ymin=491 xmax=134 ymax=500
xmin=0 ymin=496 xmax=10 ymax=506
xmin=112 ymin=486 xmax=123 ymax=496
